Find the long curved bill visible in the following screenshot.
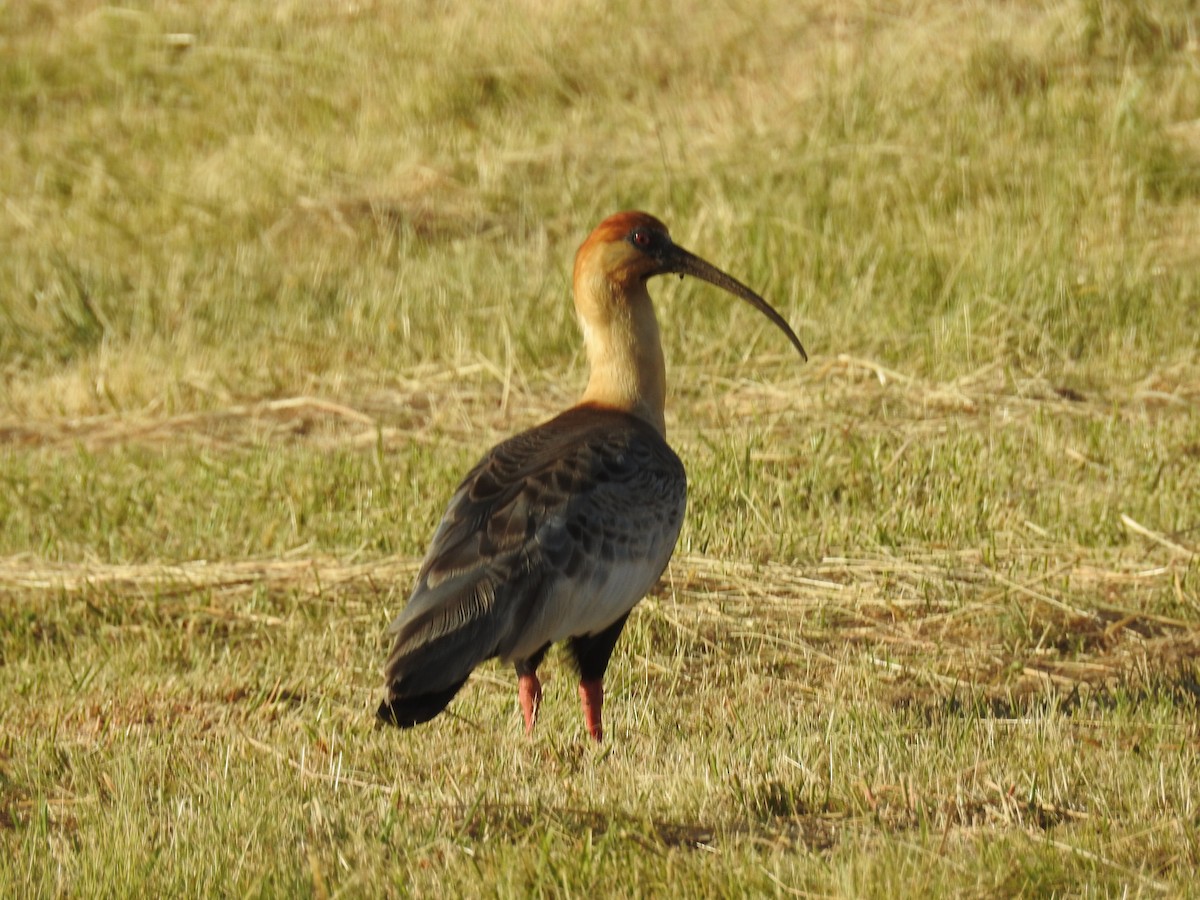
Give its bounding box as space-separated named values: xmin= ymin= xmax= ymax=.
xmin=665 ymin=244 xmax=808 ymax=362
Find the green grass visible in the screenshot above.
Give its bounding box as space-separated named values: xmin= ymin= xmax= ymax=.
xmin=3 ymin=0 xmax=1199 ymax=895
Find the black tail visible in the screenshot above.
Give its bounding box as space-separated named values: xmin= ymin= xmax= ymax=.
xmin=377 ymin=678 xmax=468 ymax=728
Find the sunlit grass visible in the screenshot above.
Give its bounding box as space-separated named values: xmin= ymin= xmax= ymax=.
xmin=2 ymin=0 xmax=1199 ymax=895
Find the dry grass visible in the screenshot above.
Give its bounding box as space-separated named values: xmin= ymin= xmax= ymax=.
xmin=4 ymin=0 xmax=1200 ymax=895
xmin=5 ymin=540 xmax=1195 ymax=701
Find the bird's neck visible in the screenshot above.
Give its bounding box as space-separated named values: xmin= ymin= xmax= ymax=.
xmin=577 ymin=278 xmax=667 ymax=437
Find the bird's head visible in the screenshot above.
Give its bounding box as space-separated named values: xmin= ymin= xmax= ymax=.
xmin=573 ymin=211 xmax=807 ymax=361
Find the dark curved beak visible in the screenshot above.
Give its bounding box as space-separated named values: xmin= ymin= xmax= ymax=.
xmin=660 ymin=243 xmax=808 ymax=362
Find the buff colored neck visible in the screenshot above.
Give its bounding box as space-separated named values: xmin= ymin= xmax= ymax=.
xmin=575 ymin=273 xmax=668 ymax=437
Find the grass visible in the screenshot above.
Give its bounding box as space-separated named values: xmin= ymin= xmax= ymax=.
xmin=2 ymin=0 xmax=1199 ymax=895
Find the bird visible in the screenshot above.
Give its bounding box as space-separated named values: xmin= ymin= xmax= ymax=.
xmin=378 ymin=211 xmax=807 ymax=742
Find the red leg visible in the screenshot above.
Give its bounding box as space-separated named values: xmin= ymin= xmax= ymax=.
xmin=578 ymin=679 xmax=604 ymax=742
xmin=518 ymin=672 xmax=542 ymax=735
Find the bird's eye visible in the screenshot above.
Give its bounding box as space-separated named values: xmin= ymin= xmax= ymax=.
xmin=630 ymin=229 xmax=653 ymax=249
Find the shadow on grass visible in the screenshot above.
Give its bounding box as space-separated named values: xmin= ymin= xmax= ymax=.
xmin=448 ymin=801 xmax=840 ymax=854
xmin=907 ymin=669 xmax=1200 ymax=722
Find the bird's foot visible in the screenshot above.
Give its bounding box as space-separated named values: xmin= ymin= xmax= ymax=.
xmin=518 ymin=673 xmax=542 ymax=735
xmin=578 ymin=679 xmax=604 ymax=742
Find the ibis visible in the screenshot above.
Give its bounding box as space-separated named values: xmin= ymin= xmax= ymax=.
xmin=378 ymin=211 xmax=806 ymax=741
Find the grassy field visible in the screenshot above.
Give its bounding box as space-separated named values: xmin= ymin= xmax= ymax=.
xmin=3 ymin=0 xmax=1200 ymax=895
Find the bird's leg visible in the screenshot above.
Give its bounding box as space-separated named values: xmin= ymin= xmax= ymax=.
xmin=578 ymin=679 xmax=604 ymax=742
xmin=518 ymin=672 xmax=542 ymax=735
xmin=569 ymin=615 xmax=627 ymax=744
xmin=515 ymin=647 xmax=550 ymax=736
